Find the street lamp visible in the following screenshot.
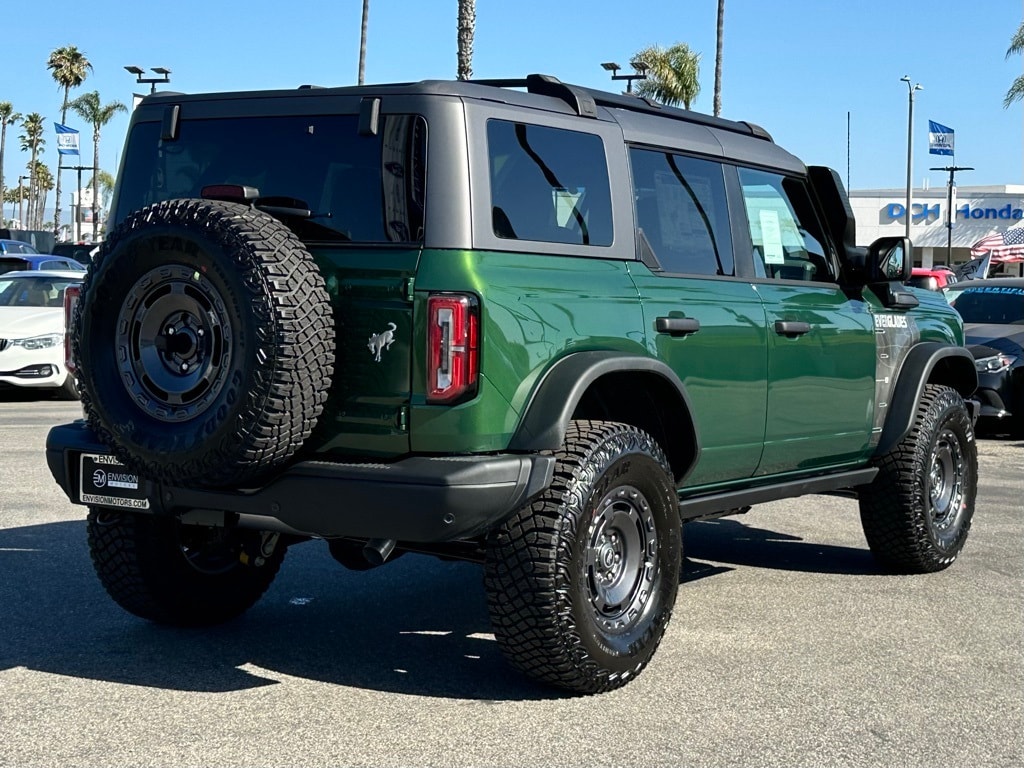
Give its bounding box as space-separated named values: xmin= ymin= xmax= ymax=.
xmin=601 ymin=61 xmax=649 ymax=94
xmin=900 ymin=76 xmax=923 ymax=240
xmin=124 ymin=65 xmax=172 ymax=94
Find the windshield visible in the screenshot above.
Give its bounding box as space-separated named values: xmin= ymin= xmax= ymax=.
xmin=0 ymin=276 xmax=81 ymax=308
xmin=115 ymin=113 xmax=426 ymax=244
xmin=948 ymin=286 xmax=1024 ymax=325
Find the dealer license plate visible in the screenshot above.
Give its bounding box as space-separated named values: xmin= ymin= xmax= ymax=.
xmin=79 ymin=454 xmax=151 ymax=510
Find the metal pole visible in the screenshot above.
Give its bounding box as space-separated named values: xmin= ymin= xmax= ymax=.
xmin=901 ymin=77 xmax=922 ymax=240
xmin=946 ymin=168 xmax=953 ymax=264
xmin=76 ymin=166 xmax=83 ymax=242
xmin=931 ymin=165 xmax=972 ymax=267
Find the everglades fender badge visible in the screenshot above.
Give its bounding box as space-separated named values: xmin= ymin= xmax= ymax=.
xmin=368 ymin=322 xmax=397 ymax=362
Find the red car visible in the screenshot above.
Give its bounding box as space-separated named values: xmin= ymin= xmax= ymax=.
xmin=909 ymin=266 xmax=958 ymax=291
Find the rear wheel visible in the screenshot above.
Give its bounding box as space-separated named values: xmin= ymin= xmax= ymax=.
xmin=484 ymin=421 xmax=681 ymax=694
xmin=859 ymin=384 xmax=977 ymax=573
xmin=87 ymin=508 xmax=286 ymax=626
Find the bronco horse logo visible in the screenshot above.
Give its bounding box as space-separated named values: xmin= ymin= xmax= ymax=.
xmin=368 ymin=322 xmax=397 ymax=362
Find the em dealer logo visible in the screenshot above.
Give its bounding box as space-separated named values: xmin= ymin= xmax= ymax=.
xmin=91 ymin=468 xmax=139 ymax=490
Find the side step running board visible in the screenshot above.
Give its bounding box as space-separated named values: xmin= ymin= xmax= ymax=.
xmin=679 ymin=468 xmax=878 ymax=522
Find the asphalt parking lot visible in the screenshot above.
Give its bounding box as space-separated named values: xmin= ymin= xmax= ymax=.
xmin=1 ymin=394 xmax=1022 ymax=768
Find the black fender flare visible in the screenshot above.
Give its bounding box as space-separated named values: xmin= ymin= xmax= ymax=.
xmin=875 ymin=342 xmax=978 ymax=457
xmin=508 ymin=349 xmax=700 ymax=459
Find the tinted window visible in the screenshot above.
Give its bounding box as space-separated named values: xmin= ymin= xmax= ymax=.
xmin=0 ymin=258 xmax=29 ymax=275
xmin=116 ymin=114 xmax=426 ymax=243
xmin=738 ymin=168 xmax=834 ymax=282
xmin=487 ymin=120 xmax=612 ymax=246
xmin=949 ymin=286 xmax=1024 ymax=324
xmin=630 ymin=148 xmax=733 ymax=276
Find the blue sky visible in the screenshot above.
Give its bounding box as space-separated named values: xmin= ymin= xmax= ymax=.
xmin=2 ymin=0 xmax=1022 ymax=212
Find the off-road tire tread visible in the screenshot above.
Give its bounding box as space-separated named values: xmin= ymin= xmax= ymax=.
xmin=484 ymin=420 xmax=679 ymax=694
xmin=859 ymin=384 xmax=977 ymax=574
xmin=75 ymin=199 xmax=334 ymax=487
xmin=86 ymin=508 xmax=284 ymax=626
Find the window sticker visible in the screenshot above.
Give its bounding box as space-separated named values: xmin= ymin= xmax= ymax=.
xmin=759 ymin=209 xmax=784 ymax=264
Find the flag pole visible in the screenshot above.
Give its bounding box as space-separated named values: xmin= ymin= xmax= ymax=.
xmin=931 ymin=164 xmax=973 ymax=265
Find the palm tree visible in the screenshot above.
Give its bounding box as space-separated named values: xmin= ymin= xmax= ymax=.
xmin=713 ymin=0 xmax=725 ymax=116
xmin=457 ymin=0 xmax=475 ymax=80
xmin=0 ymin=102 xmax=21 ymax=223
xmin=1005 ymin=20 xmax=1024 ymax=107
xmin=358 ymin=0 xmax=370 ymax=84
xmin=30 ymin=160 xmax=54 ymax=230
xmin=19 ymin=113 xmax=45 ymax=229
xmin=87 ymin=169 xmax=117 ymax=216
xmin=47 ymin=44 xmax=93 ymax=238
xmin=69 ymin=91 xmax=127 ymax=235
xmin=634 ymin=43 xmax=702 ymax=109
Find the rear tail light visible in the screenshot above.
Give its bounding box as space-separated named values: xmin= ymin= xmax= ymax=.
xmin=427 ymin=293 xmax=479 ymax=404
xmin=64 ymin=285 xmax=81 ymax=374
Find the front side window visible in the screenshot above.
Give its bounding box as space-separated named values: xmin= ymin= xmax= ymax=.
xmin=116 ymin=114 xmax=426 ymax=244
xmin=630 ymin=148 xmax=733 ymax=276
xmin=487 ymin=120 xmax=612 ymax=246
xmin=738 ymin=168 xmax=834 ymax=282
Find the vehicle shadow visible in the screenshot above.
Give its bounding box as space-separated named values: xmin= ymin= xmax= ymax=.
xmin=0 ymin=520 xmax=560 ymax=701
xmin=1 ymin=517 xmax=877 ymax=700
xmin=682 ymin=518 xmax=879 ymax=578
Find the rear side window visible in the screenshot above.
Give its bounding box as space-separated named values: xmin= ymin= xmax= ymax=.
xmin=116 ymin=114 xmax=426 ymax=244
xmin=738 ymin=168 xmax=834 ymax=282
xmin=0 ymin=258 xmax=29 ymax=275
xmin=487 ymin=120 xmax=612 ymax=246
xmin=630 ymin=148 xmax=733 ymax=276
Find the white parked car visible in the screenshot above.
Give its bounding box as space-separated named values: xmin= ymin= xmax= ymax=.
xmin=0 ymin=270 xmax=83 ymax=399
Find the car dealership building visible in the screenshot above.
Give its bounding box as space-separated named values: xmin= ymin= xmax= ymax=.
xmin=849 ymin=185 xmax=1024 ymax=276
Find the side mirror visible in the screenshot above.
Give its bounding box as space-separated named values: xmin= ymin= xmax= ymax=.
xmin=867 ymin=235 xmax=912 ymax=283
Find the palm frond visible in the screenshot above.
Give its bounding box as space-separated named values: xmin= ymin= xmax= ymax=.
xmin=1008 ymin=21 xmax=1024 ymax=58
xmin=1004 ymin=74 xmax=1024 ymax=107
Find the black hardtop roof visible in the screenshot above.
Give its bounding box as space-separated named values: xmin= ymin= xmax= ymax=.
xmin=141 ymin=73 xmax=774 ymax=142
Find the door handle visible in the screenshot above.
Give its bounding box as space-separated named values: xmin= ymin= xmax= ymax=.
xmin=656 ymin=317 xmax=701 ymax=337
xmin=774 ymin=320 xmax=812 ymax=337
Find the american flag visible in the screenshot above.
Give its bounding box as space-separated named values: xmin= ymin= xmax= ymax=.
xmin=970 ymin=226 xmax=1024 ymax=262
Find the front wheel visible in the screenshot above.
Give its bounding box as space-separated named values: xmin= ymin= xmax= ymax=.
xmin=859 ymin=384 xmax=977 ymax=573
xmin=87 ymin=509 xmax=286 ymax=625
xmin=484 ymin=421 xmax=681 ymax=694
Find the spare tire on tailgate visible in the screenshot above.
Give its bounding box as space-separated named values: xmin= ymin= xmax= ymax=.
xmin=75 ymin=198 xmax=335 ymax=488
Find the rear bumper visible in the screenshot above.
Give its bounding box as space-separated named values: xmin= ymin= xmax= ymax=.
xmin=46 ymin=421 xmax=554 ymax=542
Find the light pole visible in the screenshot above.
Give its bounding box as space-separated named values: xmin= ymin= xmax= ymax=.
xmin=930 ymin=165 xmax=973 ymax=265
xmin=601 ymin=61 xmax=649 ymax=94
xmin=900 ymin=76 xmax=923 ymax=240
xmin=64 ymin=165 xmax=96 ymax=241
xmin=124 ymin=65 xmax=172 ymax=94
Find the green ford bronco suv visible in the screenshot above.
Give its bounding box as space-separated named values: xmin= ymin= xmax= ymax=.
xmin=46 ymin=74 xmax=979 ymax=694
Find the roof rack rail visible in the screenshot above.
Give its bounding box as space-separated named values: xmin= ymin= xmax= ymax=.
xmin=582 ymin=86 xmax=773 ymax=142
xmin=470 ymin=74 xmax=597 ymax=118
xmin=470 ymin=74 xmax=772 ymax=142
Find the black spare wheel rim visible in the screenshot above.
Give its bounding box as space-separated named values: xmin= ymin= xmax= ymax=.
xmin=75 ymin=198 xmax=335 ymax=488
xmin=117 ymin=264 xmax=233 ymax=421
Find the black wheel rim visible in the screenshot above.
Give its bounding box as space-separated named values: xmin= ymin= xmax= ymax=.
xmin=585 ymin=483 xmax=658 ymax=636
xmin=927 ymin=427 xmax=967 ymax=545
xmin=115 ymin=265 xmax=233 ymax=422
